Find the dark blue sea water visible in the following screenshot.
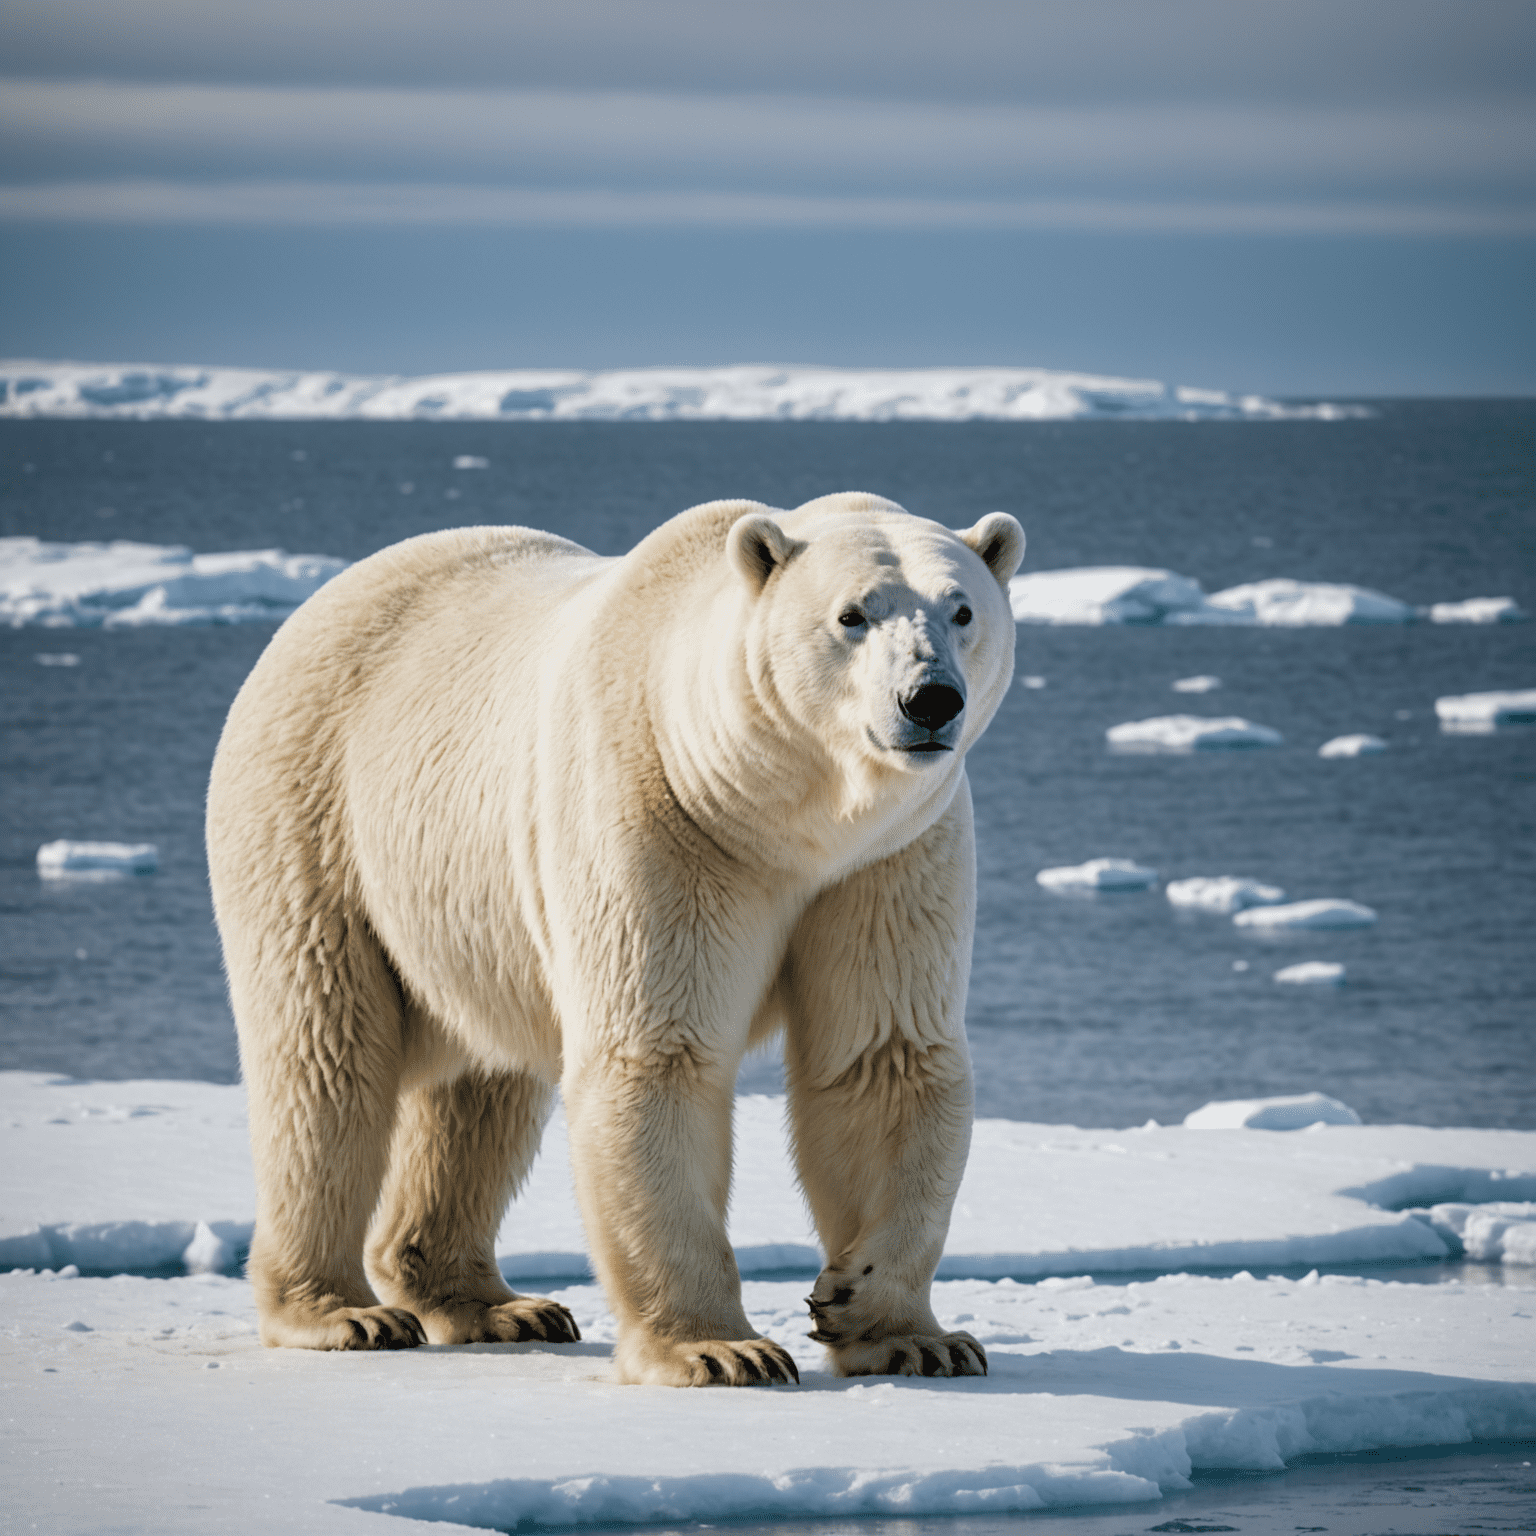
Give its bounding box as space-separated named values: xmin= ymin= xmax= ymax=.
xmin=2 ymin=406 xmax=1533 ymax=1128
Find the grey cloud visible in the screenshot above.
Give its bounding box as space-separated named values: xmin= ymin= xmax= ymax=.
xmin=2 ymin=80 xmax=1530 ymax=206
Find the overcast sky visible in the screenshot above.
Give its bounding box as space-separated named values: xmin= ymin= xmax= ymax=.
xmin=1 ymin=0 xmax=1531 ymax=393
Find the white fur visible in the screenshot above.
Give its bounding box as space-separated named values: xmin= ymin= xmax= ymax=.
xmin=207 ymin=491 xmax=1023 ymax=1385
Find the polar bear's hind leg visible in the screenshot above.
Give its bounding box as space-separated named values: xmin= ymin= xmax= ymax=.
xmin=366 ymin=1069 xmax=581 ymax=1345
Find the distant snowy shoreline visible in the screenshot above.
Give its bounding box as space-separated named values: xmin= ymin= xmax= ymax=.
xmin=0 ymin=359 xmax=1367 ymax=423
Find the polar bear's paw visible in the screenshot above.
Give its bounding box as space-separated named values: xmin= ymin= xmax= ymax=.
xmin=421 ymin=1295 xmax=582 ymax=1346
xmin=263 ymin=1304 xmax=427 ymax=1351
xmin=830 ymin=1331 xmax=988 ymax=1378
xmin=625 ymin=1337 xmax=800 ymax=1387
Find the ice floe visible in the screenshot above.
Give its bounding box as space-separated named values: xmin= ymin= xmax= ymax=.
xmin=1107 ymin=715 xmax=1284 ymax=752
xmin=1273 ymin=961 xmax=1347 ymax=986
xmin=1184 ymin=1092 xmax=1362 ymax=1129
xmin=452 ymin=454 xmax=489 ymax=469
xmin=36 ymin=841 xmax=157 ymax=879
xmin=1407 ymin=1202 xmax=1536 ymax=1265
xmin=0 ymin=359 xmax=1359 ymax=423
xmin=1037 ymin=858 xmax=1159 ymax=893
xmin=1009 ymin=567 xmax=1212 ymax=625
xmin=0 ymin=537 xmax=348 ymax=627
xmin=1234 ymin=899 xmax=1378 ymax=931
xmin=1318 ymin=733 xmax=1387 ymax=758
xmin=1172 ymin=674 xmax=1221 ymax=693
xmin=1202 ymin=578 xmax=1414 ymax=626
xmin=1165 ymin=876 xmax=1286 ymax=915
xmin=1436 ymin=689 xmax=1536 ymax=733
xmin=1430 ymin=596 xmax=1527 ymax=624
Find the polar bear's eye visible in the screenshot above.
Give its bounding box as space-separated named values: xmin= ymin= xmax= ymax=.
xmin=838 ymin=608 xmax=866 ymax=629
xmin=954 ymin=605 xmax=973 ymax=627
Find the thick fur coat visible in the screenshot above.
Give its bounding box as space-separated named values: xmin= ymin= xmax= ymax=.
xmin=207 ymin=491 xmax=1024 ymax=1385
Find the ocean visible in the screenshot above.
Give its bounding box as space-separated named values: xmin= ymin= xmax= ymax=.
xmin=2 ymin=403 xmax=1533 ymax=1128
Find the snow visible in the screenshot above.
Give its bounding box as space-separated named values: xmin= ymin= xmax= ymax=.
xmin=36 ymin=840 xmax=158 ymax=879
xmin=1234 ymin=898 xmax=1378 ymax=931
xmin=0 ymin=537 xmax=349 ymax=627
xmin=1273 ymin=961 xmax=1347 ymax=986
xmin=1184 ymin=1092 xmax=1362 ymax=1129
xmin=2 ymin=1072 xmax=1534 ymax=1534
xmin=1436 ymin=689 xmax=1536 ymax=733
xmin=0 ymin=359 xmax=1359 ymax=423
xmin=1201 ymin=578 xmax=1414 ymax=626
xmin=1319 ymin=733 xmax=1387 ymax=757
xmin=1172 ymin=674 xmax=1221 ymax=693
xmin=1037 ymin=858 xmax=1159 ymax=893
xmin=1107 ymin=715 xmax=1284 ymax=752
xmin=1430 ymin=596 xmax=1527 ymax=624
xmin=1165 ymin=876 xmax=1287 ymax=915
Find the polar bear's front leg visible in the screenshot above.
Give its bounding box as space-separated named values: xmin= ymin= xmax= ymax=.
xmin=784 ymin=794 xmax=988 ymax=1378
xmin=562 ymin=1059 xmax=799 ymax=1387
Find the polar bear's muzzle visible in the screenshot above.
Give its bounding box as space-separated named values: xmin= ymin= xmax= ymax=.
xmin=890 ymin=677 xmax=966 ymax=754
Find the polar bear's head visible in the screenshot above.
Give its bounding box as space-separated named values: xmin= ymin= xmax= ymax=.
xmin=727 ymin=493 xmax=1024 ymax=784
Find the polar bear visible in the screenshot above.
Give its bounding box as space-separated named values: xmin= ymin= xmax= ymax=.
xmin=206 ymin=491 xmax=1023 ymax=1386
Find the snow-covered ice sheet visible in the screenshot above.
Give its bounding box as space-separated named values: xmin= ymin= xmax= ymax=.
xmin=1165 ymin=876 xmax=1286 ymax=914
xmin=1184 ymin=1093 xmax=1361 ymax=1130
xmin=5 ymin=1074 xmax=1536 ymax=1532
xmin=1201 ymin=578 xmax=1414 ymax=626
xmin=0 ymin=537 xmax=348 ymax=627
xmin=1008 ymin=567 xmax=1215 ymax=625
xmin=3 ymin=1267 xmax=1533 ymax=1535
xmin=1036 ymin=858 xmax=1158 ymax=894
xmin=0 ymin=359 xmax=1357 ymax=423
xmin=1436 ymin=689 xmax=1536 ymax=733
xmin=1107 ymin=715 xmax=1284 ymax=752
xmin=1318 ymin=733 xmax=1387 ymax=757
xmin=1234 ymin=898 xmax=1378 ymax=931
xmin=1407 ymin=1203 xmax=1536 ymax=1265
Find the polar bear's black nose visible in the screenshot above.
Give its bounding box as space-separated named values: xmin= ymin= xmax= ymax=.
xmin=899 ymin=683 xmax=965 ymax=730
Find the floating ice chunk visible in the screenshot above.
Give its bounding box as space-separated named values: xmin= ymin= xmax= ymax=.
xmin=1405 ymin=1202 xmax=1536 ymax=1264
xmin=1202 ymin=578 xmax=1414 ymax=626
xmin=1435 ymin=689 xmax=1536 ymax=733
xmin=1107 ymin=715 xmax=1283 ymax=752
xmin=1185 ymin=1092 xmax=1362 ymax=1130
xmin=1234 ymin=898 xmax=1377 ymax=930
xmin=1318 ymin=734 xmax=1387 ymax=758
xmin=1037 ymin=858 xmax=1158 ymax=892
xmin=1008 ymin=567 xmax=1213 ymax=625
xmin=1019 ymin=675 xmax=1047 ymax=689
xmin=0 ymin=538 xmax=348 ymax=628
xmin=1274 ymin=961 xmax=1346 ymax=986
xmin=37 ymin=841 xmax=157 ymax=879
xmin=181 ymin=1220 xmax=235 ymax=1275
xmin=452 ymin=455 xmax=489 ymax=469
xmin=1430 ymin=597 xmax=1526 ymax=624
xmin=34 ymin=652 xmax=79 ymax=666
xmin=1166 ymin=876 xmax=1286 ymax=915
xmin=1172 ymin=674 xmax=1221 ymax=693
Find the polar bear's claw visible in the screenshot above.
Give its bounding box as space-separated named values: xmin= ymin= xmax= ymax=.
xmin=332 ymin=1307 xmax=426 ymax=1351
xmin=831 ymin=1331 xmax=988 ymax=1378
xmin=413 ymin=1296 xmax=581 ymax=1346
xmin=683 ymin=1339 xmax=800 ymax=1387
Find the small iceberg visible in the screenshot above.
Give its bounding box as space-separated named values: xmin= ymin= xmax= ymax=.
xmin=1165 ymin=876 xmax=1286 ymax=915
xmin=1171 ymin=674 xmax=1221 ymax=693
xmin=1435 ymin=690 xmax=1536 ymax=733
xmin=1405 ymin=1202 xmax=1536 ymax=1265
xmin=1037 ymin=858 xmax=1158 ymax=893
xmin=1184 ymin=1092 xmax=1363 ymax=1130
xmin=37 ymin=840 xmax=158 ymax=879
xmin=1318 ymin=734 xmax=1387 ymax=758
xmin=1107 ymin=715 xmax=1284 ymax=752
xmin=1009 ymin=567 xmax=1212 ymax=625
xmin=452 ymin=455 xmax=489 ymax=469
xmin=1429 ymin=597 xmax=1526 ymax=625
xmin=1200 ymin=578 xmax=1414 ymax=626
xmin=1234 ymin=898 xmax=1377 ymax=931
xmin=1274 ymin=961 xmax=1347 ymax=986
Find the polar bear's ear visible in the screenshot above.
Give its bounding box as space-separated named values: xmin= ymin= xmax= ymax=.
xmin=959 ymin=512 xmax=1026 ymax=588
xmin=727 ymin=514 xmax=806 ymax=592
